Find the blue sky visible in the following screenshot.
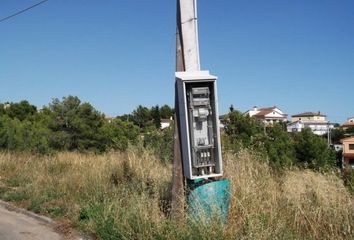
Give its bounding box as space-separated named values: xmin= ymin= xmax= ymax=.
xmin=0 ymin=0 xmax=353 ymax=123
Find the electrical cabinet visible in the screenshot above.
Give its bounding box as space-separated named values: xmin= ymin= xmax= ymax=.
xmin=176 ymin=71 xmax=223 ymax=179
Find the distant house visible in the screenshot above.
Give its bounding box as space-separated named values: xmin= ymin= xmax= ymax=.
xmin=161 ymin=118 xmax=173 ymax=129
xmin=341 ymin=117 xmax=354 ymax=130
xmin=219 ymin=115 xmax=226 ymax=129
xmin=3 ymin=103 xmax=10 ymax=109
xmin=291 ymin=111 xmax=328 ymax=122
xmin=105 ymin=116 xmax=114 ymax=123
xmin=341 ymin=136 xmax=354 ymax=170
xmin=287 ymin=111 xmax=334 ymax=135
xmin=245 ymin=106 xmax=288 ymax=125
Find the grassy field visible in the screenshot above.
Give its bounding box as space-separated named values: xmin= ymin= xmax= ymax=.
xmin=0 ymin=149 xmax=353 ymax=239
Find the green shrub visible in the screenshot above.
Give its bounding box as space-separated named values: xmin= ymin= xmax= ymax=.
xmin=293 ymin=128 xmax=336 ymax=170
xmin=223 ymin=110 xmax=264 ymax=152
xmin=143 ymin=127 xmax=173 ymax=164
xmin=264 ymin=123 xmax=296 ymax=168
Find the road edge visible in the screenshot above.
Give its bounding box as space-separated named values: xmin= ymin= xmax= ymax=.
xmin=0 ymin=199 xmax=53 ymax=224
xmin=0 ymin=199 xmax=90 ymax=240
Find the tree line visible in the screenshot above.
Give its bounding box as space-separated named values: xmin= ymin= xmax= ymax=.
xmin=0 ymin=96 xmax=174 ymax=157
xmin=0 ymin=97 xmax=349 ymax=171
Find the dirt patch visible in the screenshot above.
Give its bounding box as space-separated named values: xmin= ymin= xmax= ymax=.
xmin=55 ymin=219 xmax=92 ymax=240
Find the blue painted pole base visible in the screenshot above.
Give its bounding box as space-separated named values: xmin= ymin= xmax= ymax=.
xmin=186 ymin=179 xmax=231 ymax=224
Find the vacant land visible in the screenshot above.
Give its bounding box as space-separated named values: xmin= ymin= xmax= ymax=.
xmin=0 ymin=149 xmax=353 ymax=239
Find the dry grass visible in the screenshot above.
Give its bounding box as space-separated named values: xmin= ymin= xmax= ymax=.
xmin=0 ymin=149 xmax=353 ymax=239
xmin=0 ymin=149 xmax=172 ymax=238
xmin=224 ymin=149 xmax=354 ymax=239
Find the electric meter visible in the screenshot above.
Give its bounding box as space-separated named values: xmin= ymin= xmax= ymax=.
xmin=176 ymin=70 xmax=223 ymax=179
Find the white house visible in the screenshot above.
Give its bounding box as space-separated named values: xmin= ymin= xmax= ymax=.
xmin=245 ymin=106 xmax=288 ymax=125
xmin=287 ymin=112 xmax=334 ymax=135
xmin=287 ymin=121 xmax=334 ymax=135
xmin=161 ymin=118 xmax=173 ymax=129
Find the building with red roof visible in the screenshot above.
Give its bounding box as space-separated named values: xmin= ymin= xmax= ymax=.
xmin=341 ymin=117 xmax=354 ymax=130
xmin=245 ymin=106 xmax=288 ymax=125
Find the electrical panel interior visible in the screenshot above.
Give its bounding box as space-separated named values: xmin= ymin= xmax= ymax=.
xmin=176 ymin=71 xmax=222 ymax=180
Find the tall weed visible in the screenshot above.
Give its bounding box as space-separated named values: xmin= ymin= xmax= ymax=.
xmin=0 ymin=149 xmax=353 ymax=239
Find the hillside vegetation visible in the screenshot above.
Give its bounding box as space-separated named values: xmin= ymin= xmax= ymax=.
xmin=0 ymin=96 xmax=173 ymax=155
xmin=1 ymin=97 xmax=354 ymax=239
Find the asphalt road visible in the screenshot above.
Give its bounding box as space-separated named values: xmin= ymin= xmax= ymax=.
xmin=0 ymin=205 xmax=62 ymax=240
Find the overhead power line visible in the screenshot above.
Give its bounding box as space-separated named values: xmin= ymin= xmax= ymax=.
xmin=0 ymin=0 xmax=49 ymax=23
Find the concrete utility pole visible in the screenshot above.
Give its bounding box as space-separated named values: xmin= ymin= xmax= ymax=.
xmin=178 ymin=0 xmax=200 ymax=71
xmin=171 ymin=0 xmax=201 ymax=217
xmin=170 ymin=0 xmax=191 ymax=218
xmin=171 ymin=0 xmax=230 ymax=221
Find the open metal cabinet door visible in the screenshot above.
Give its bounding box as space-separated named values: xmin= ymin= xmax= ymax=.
xmin=176 ymin=71 xmax=223 ymax=180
